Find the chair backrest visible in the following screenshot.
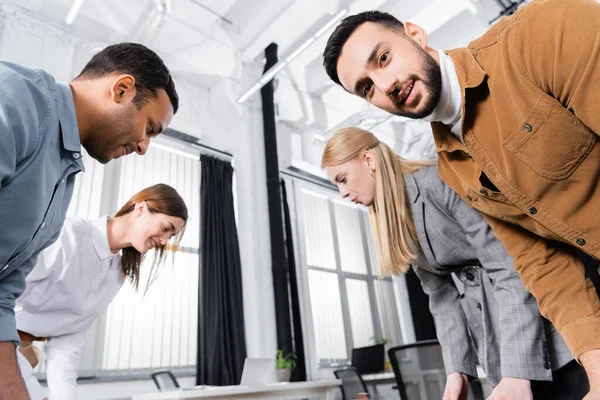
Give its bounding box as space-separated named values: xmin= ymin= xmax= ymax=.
xmin=334 ymin=366 xmax=369 ymax=400
xmin=388 ymin=340 xmax=446 ymax=400
xmin=388 ymin=340 xmax=485 ymax=400
xmin=151 ymin=370 xmax=180 ymax=391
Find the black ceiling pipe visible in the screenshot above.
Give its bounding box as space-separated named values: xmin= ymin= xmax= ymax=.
xmin=260 ymin=43 xmax=294 ymax=358
xmin=490 ymin=0 xmax=525 ymax=24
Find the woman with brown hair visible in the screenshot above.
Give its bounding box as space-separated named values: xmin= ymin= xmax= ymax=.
xmin=15 ymin=183 xmax=188 ymax=400
xmin=321 ymin=127 xmax=586 ymax=400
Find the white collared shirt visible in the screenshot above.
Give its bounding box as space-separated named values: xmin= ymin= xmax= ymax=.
xmin=422 ymin=50 xmax=463 ymax=138
xmin=16 ymin=216 xmax=124 ymax=400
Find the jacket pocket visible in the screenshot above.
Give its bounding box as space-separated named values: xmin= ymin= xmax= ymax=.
xmin=502 ymin=95 xmax=596 ymax=180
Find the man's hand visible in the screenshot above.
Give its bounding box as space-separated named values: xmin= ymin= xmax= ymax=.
xmin=487 ymin=377 xmax=532 ymax=400
xmin=0 ymin=341 xmax=29 ymax=400
xmin=443 ymin=372 xmax=469 ymax=400
xmin=583 ymin=386 xmax=600 ymax=400
xmin=581 ymin=349 xmax=600 ymax=399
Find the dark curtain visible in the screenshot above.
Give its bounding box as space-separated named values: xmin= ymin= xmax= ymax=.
xmin=196 ymin=155 xmax=247 ymax=386
xmin=280 ymin=180 xmax=307 ymax=381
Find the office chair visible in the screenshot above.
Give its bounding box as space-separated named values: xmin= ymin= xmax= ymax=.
xmin=150 ymin=370 xmax=180 ymax=391
xmin=334 ymin=366 xmax=370 ymax=400
xmin=388 ymin=340 xmax=484 ymax=400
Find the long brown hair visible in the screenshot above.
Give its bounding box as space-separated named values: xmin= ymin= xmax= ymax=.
xmin=114 ymin=184 xmax=188 ymax=291
xmin=321 ymin=127 xmax=435 ymax=276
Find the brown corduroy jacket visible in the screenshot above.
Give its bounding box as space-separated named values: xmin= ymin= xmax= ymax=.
xmin=433 ymin=0 xmax=600 ymax=360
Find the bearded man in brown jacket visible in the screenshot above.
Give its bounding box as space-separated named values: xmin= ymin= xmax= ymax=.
xmin=324 ymin=0 xmax=600 ymax=398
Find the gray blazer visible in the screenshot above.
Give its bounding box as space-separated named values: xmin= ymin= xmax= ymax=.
xmin=405 ymin=166 xmax=572 ymax=385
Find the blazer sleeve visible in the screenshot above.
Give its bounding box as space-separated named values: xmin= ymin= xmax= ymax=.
xmin=447 ymin=189 xmax=551 ymax=380
xmin=412 ymin=265 xmax=478 ymax=378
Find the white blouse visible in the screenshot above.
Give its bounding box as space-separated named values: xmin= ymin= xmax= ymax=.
xmin=16 ymin=216 xmax=125 ymax=400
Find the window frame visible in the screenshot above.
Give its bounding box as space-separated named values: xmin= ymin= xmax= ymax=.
xmin=286 ymin=178 xmax=403 ymax=375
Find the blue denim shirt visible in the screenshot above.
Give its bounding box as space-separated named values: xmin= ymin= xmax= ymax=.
xmin=0 ymin=62 xmax=84 ymax=344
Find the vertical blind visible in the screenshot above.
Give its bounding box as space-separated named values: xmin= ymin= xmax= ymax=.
xmin=296 ymin=186 xmax=404 ymax=366
xmin=103 ymin=146 xmax=200 ymax=370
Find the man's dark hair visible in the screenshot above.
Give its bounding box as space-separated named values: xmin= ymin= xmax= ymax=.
xmin=323 ymin=11 xmax=405 ymax=87
xmin=76 ymin=42 xmax=179 ymax=114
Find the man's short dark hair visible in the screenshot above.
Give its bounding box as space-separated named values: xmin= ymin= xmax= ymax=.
xmin=76 ymin=42 xmax=179 ymax=114
xmin=323 ymin=11 xmax=405 ymax=87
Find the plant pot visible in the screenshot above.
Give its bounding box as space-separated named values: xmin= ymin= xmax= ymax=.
xmin=384 ymin=359 xmax=393 ymax=373
xmin=276 ymin=368 xmax=292 ymax=382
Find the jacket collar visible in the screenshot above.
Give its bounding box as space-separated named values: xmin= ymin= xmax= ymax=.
xmin=405 ymin=169 xmax=444 ymax=271
xmin=446 ymin=48 xmax=487 ymax=90
xmin=430 ymin=48 xmax=485 ymax=155
xmin=404 ymin=171 xmax=421 ymax=204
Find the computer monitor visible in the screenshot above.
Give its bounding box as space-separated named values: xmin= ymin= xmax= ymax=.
xmin=239 ymin=358 xmax=277 ymax=385
xmin=351 ymin=344 xmax=385 ymax=374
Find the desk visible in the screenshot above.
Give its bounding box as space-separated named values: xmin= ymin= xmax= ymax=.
xmin=362 ymin=372 xmax=396 ymax=399
xmin=362 ymin=372 xmax=395 ymax=385
xmin=132 ymin=379 xmax=341 ymax=400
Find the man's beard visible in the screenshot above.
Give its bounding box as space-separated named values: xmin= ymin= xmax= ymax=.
xmin=390 ymin=46 xmax=442 ymax=119
xmin=83 ymin=108 xmax=133 ymax=164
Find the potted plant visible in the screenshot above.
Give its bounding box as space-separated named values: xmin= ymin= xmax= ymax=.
xmin=275 ymin=349 xmax=297 ymax=382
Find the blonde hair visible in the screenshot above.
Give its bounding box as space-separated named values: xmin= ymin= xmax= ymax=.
xmin=321 ymin=127 xmax=435 ymax=276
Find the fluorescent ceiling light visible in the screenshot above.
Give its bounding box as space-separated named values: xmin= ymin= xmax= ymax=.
xmin=65 ymin=0 xmax=87 ymax=25
xmin=313 ymin=133 xmax=327 ymax=142
xmin=237 ymin=8 xmax=349 ymax=104
xmin=259 ymin=62 xmax=288 ymax=84
xmin=149 ymin=141 xmax=200 ymax=161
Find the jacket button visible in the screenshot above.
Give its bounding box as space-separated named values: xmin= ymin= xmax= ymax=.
xmin=543 ymin=361 xmax=551 ymax=370
xmin=523 ymin=123 xmax=533 ymax=132
xmin=479 ymin=189 xmax=488 ymax=196
xmin=466 ymin=195 xmax=473 ymax=201
xmin=577 ymin=238 xmax=586 ymax=246
xmin=529 ymin=207 xmax=537 ymax=215
xmin=476 ymin=303 xmax=482 ymax=310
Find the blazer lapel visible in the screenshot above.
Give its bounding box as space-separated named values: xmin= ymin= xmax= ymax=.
xmin=405 ymin=172 xmax=443 ymax=271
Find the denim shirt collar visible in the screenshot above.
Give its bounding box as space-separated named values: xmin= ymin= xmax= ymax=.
xmin=55 ymin=82 xmax=82 ymax=153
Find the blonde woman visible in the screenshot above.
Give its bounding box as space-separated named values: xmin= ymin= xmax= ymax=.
xmin=321 ymin=127 xmax=587 ymax=400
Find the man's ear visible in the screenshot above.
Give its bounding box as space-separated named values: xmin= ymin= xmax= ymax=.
xmin=404 ymin=21 xmax=429 ymax=49
xmin=110 ymin=74 xmax=136 ymax=104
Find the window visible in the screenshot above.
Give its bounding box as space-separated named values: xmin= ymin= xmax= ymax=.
xmin=291 ymin=182 xmax=403 ymax=368
xmin=101 ymin=146 xmax=200 ymax=371
xmin=34 ymin=144 xmax=200 ymax=378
